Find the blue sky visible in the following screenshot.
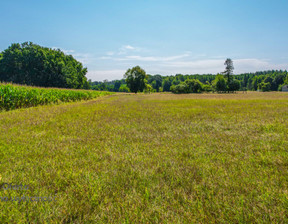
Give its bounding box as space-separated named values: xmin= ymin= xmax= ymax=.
xmin=1 ymin=0 xmax=288 ymax=81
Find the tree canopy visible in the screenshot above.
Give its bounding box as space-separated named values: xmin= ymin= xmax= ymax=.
xmin=223 ymin=58 xmax=234 ymax=83
xmin=124 ymin=66 xmax=147 ymax=93
xmin=0 ymin=42 xmax=90 ymax=89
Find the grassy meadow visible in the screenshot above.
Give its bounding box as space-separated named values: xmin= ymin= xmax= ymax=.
xmin=0 ymin=92 xmax=288 ymax=223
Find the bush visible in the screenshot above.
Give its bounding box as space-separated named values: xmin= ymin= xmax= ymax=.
xmin=228 ymin=79 xmax=240 ymax=92
xmin=203 ymin=84 xmax=212 ymax=92
xmin=258 ymin=82 xmax=271 ymax=92
xmin=171 ymin=79 xmax=203 ymax=94
xmin=119 ymin=84 xmax=130 ymax=92
xmin=213 ymin=75 xmax=227 ymax=92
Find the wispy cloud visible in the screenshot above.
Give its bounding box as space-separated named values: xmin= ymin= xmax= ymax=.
xmin=102 ymin=45 xmax=142 ymax=57
xmin=51 ymin=47 xmax=75 ymax=54
xmin=123 ymin=45 xmax=135 ymax=50
xmin=115 ymin=53 xmax=190 ymax=62
xmin=157 ymin=58 xmax=288 ymax=74
xmin=106 ymin=51 xmax=115 ymax=56
xmin=87 ymin=69 xmax=126 ymax=81
xmin=98 ymin=56 xmax=112 ymax=60
xmin=118 ymin=45 xmax=143 ymax=55
xmin=72 ymin=53 xmax=95 ymax=65
xmin=234 ymin=59 xmax=288 ymax=73
xmin=51 ymin=47 xmax=95 ymax=66
xmin=55 ymin=45 xmax=288 ymax=81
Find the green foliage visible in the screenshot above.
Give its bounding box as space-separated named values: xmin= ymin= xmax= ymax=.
xmin=170 ymin=79 xmax=203 ymax=94
xmin=113 ymin=80 xmax=122 ymax=92
xmin=170 ymin=83 xmax=187 ymax=94
xmin=124 ymin=66 xmax=147 ymax=93
xmin=148 ymin=74 xmax=162 ymax=92
xmin=172 ymin=79 xmax=181 ymax=86
xmin=258 ymin=82 xmax=271 ymax=92
xmin=0 ymin=42 xmax=89 ymax=89
xmin=162 ymin=78 xmax=172 ymax=92
xmin=0 ymin=83 xmax=112 ymax=111
xmin=144 ymin=84 xmax=154 ymax=94
xmin=223 ymin=58 xmax=234 ymax=83
xmin=284 ymin=74 xmax=288 ymax=84
xmin=202 ymin=82 xmax=213 ymax=92
xmin=278 ymin=84 xmax=286 ymax=91
xmin=184 ymin=79 xmax=203 ymax=93
xmin=213 ymin=74 xmax=227 ymax=92
xmin=89 ymin=68 xmax=287 ymax=93
xmin=271 ymin=74 xmax=285 ymax=91
xmin=228 ymin=79 xmax=240 ymax=92
xmin=119 ymin=84 xmax=130 ymax=92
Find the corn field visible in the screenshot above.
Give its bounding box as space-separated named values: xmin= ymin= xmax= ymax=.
xmin=0 ymin=83 xmax=113 ymax=111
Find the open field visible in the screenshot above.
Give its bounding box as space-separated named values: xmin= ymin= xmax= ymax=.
xmin=0 ymin=92 xmax=288 ymax=223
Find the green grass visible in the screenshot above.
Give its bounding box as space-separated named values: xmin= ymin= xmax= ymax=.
xmin=0 ymin=83 xmax=113 ymax=111
xmin=0 ymin=92 xmax=288 ymax=223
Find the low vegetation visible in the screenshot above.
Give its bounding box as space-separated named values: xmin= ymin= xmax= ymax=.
xmin=0 ymin=83 xmax=112 ymax=111
xmin=0 ymin=92 xmax=287 ymax=223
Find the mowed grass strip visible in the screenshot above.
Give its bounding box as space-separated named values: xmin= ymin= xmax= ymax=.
xmin=0 ymin=92 xmax=288 ymax=223
xmin=0 ymin=83 xmax=113 ymax=111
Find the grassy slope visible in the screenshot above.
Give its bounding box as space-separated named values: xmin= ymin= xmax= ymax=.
xmin=0 ymin=92 xmax=288 ymax=223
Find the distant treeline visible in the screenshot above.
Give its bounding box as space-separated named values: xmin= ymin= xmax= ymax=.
xmin=90 ymin=70 xmax=288 ymax=93
xmin=1 ymin=42 xmax=287 ymax=93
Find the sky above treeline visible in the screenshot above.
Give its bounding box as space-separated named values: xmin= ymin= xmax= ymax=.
xmin=1 ymin=0 xmax=288 ymax=81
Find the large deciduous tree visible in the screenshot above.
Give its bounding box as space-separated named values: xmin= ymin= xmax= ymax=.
xmin=124 ymin=66 xmax=147 ymax=93
xmin=0 ymin=42 xmax=90 ymax=89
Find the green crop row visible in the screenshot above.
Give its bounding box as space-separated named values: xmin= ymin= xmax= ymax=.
xmin=0 ymin=83 xmax=113 ymax=111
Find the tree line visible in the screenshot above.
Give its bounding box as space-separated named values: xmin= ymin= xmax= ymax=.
xmin=1 ymin=43 xmax=287 ymax=93
xmin=91 ymin=60 xmax=288 ymax=93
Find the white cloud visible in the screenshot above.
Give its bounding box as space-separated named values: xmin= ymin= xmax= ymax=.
xmin=87 ymin=69 xmax=126 ymax=81
xmin=50 ymin=47 xmax=94 ymax=65
xmin=234 ymin=59 xmax=288 ymax=73
xmin=72 ymin=53 xmax=95 ymax=65
xmin=106 ymin=51 xmax=115 ymax=56
xmin=118 ymin=45 xmax=142 ymax=55
xmin=51 ymin=45 xmax=288 ymax=81
xmin=98 ymin=56 xmax=112 ymax=60
xmin=116 ymin=54 xmax=190 ymax=62
xmin=91 ymin=48 xmax=288 ymax=80
xmin=86 ymin=58 xmax=288 ymax=81
xmin=156 ymin=58 xmax=288 ymax=75
xmin=123 ymin=45 xmax=135 ymax=50
xmin=63 ymin=49 xmax=75 ymax=54
xmin=51 ymin=47 xmax=74 ymax=54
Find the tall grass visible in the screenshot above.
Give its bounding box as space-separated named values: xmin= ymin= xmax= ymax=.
xmin=0 ymin=83 xmax=113 ymax=111
xmin=0 ymin=92 xmax=287 ymax=223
